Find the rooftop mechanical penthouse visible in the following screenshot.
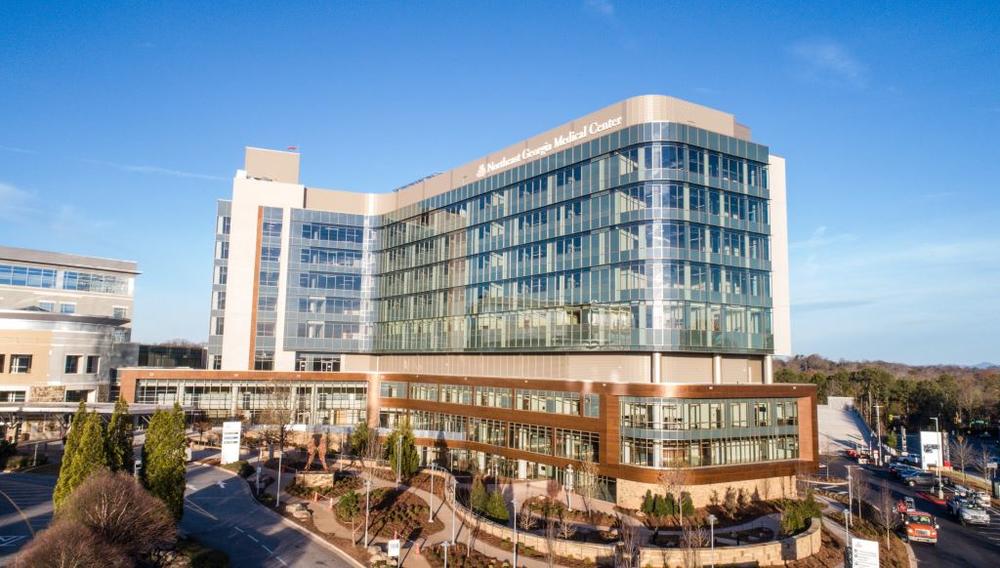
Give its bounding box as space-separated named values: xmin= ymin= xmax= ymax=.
xmin=121 ymin=95 xmax=815 ymax=507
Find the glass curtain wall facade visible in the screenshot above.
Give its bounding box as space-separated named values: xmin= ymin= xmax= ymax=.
xmin=375 ymin=125 xmax=772 ymax=355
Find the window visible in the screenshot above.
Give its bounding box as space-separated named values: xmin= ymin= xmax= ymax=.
xmin=60 ymin=303 xmax=76 ymax=314
xmin=38 ymin=301 xmax=55 ymax=312
xmin=262 ymin=221 xmax=282 ymax=237
xmin=113 ymin=306 xmax=127 ymax=319
xmin=259 ymin=271 xmax=279 ymax=286
xmin=214 ymin=291 xmax=226 ymax=310
xmin=86 ymin=356 xmax=99 ymax=374
xmin=256 ymin=322 xmax=275 ymax=337
xmin=261 ymin=246 xmax=281 ymax=262
xmin=212 ymin=316 xmax=225 ymax=335
xmin=253 ymin=351 xmax=274 ymax=371
xmin=0 ymin=355 xmax=4 ymax=373
xmin=65 ymin=355 xmax=81 ymax=374
xmin=62 ymin=271 xmax=128 ymax=294
xmin=380 ymin=381 xmax=407 ymax=399
xmin=410 ymin=383 xmax=438 ymax=402
xmin=584 ymin=394 xmax=600 ymax=418
xmin=0 ymin=264 xmax=57 ymax=289
xmin=257 ymin=295 xmax=277 ymax=311
xmin=211 ymin=355 xmax=222 ymax=370
xmin=301 ymin=223 xmax=364 ymax=243
xmin=215 ymin=266 xmax=228 ymax=285
xmin=218 ymin=216 xmax=231 ymax=235
xmin=476 ymin=386 xmax=512 ymax=409
xmin=10 ymin=355 xmax=32 ymax=374
xmin=217 ymin=241 xmax=229 ymax=259
xmin=0 ymin=391 xmax=25 ymax=402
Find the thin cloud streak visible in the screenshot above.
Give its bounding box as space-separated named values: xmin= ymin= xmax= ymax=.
xmin=0 ymin=145 xmax=38 ymax=154
xmin=82 ymin=159 xmax=226 ymax=181
xmin=789 ymin=39 xmax=867 ymax=88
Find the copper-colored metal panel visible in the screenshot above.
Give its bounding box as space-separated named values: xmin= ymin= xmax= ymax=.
xmin=247 ymin=206 xmax=264 ymax=370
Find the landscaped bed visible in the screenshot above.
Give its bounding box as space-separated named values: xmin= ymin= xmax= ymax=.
xmin=421 ymin=542 xmax=512 ymax=568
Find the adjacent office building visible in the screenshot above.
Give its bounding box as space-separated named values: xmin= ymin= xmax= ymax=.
xmin=121 ymin=95 xmax=815 ymax=506
xmin=0 ymin=247 xmax=138 ymax=403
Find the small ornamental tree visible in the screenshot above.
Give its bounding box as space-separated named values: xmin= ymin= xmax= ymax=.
xmin=106 ymin=397 xmax=134 ymax=473
xmin=54 ymin=411 xmax=108 ymax=510
xmin=53 ymin=401 xmax=88 ymax=509
xmin=349 ymin=421 xmax=370 ymax=460
xmin=470 ymin=476 xmax=488 ymax=514
xmin=143 ymin=403 xmax=187 ymax=520
xmin=385 ymin=421 xmax=420 ymax=479
xmin=486 ymin=489 xmax=509 ymax=524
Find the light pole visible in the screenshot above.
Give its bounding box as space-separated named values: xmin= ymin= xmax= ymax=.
xmin=707 ymin=513 xmax=717 ymax=568
xmin=441 ymin=540 xmax=451 ymax=568
xmin=364 ymin=478 xmax=372 ymax=547
xmin=874 ymin=404 xmax=883 ymax=466
xmin=275 ymin=446 xmax=284 ymax=508
xmin=512 ymin=494 xmax=518 ymax=568
xmin=396 ymin=434 xmax=402 ymax=485
xmin=845 ymin=465 xmax=854 ymax=547
xmin=564 ymin=464 xmax=574 ymax=512
xmin=931 ymin=417 xmax=944 ymax=499
xmin=450 ymin=477 xmax=457 ymax=543
xmin=429 ymin=463 xmax=436 ymax=522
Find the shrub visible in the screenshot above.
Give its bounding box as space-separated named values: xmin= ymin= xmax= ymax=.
xmin=680 ymin=491 xmax=694 ymax=517
xmin=641 ymin=490 xmax=654 ymax=514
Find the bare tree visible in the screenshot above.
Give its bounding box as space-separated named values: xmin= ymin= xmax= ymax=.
xmin=18 ymin=520 xmax=131 ymax=568
xmin=518 ymin=500 xmax=538 ymax=532
xmin=577 ymin=457 xmax=601 ymax=519
xmin=873 ymin=480 xmax=899 ymax=546
xmin=658 ymin=468 xmax=686 ymax=526
xmin=681 ymin=519 xmax=709 ymax=568
xmin=193 ymin=418 xmax=213 ymax=445
xmin=975 ymin=444 xmax=994 ymax=476
xmin=557 ymin=510 xmax=577 ymax=540
xmin=616 ymin=513 xmax=640 ymax=568
xmin=254 ymin=380 xmax=295 ymax=462
xmin=544 ymin=513 xmax=558 ymax=568
xmin=951 ymin=435 xmax=975 ymax=483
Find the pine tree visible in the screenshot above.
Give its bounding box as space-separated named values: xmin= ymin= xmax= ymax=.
xmin=470 ymin=476 xmax=488 ymax=514
xmin=143 ymin=403 xmax=187 ymax=520
xmin=53 ymin=402 xmax=90 ymax=509
xmin=385 ymin=421 xmax=420 ymax=479
xmin=106 ymin=397 xmax=134 ymax=473
xmin=54 ymin=412 xmax=108 ymax=510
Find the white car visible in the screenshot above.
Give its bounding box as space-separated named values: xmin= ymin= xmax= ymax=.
xmin=959 ymin=504 xmax=991 ymax=526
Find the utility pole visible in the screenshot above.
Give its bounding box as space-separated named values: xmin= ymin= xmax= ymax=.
xmin=450 ymin=477 xmax=456 ymax=543
xmin=846 ymin=466 xmax=853 ymax=546
xmin=429 ymin=463 xmax=436 ymax=522
xmin=364 ymin=477 xmax=372 ymax=547
xmin=874 ymin=404 xmax=883 ymax=466
xmin=931 ymin=417 xmax=944 ymax=499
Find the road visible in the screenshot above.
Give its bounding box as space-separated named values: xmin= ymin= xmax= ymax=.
xmin=0 ymin=473 xmax=55 ymax=564
xmin=184 ymin=462 xmax=357 ymax=568
xmin=823 ymin=462 xmax=1000 ymax=568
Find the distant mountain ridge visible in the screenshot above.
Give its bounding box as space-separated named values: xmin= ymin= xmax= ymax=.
xmin=777 ymin=354 xmax=1000 ymax=380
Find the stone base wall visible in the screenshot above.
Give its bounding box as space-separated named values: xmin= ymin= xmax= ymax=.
xmin=616 ymin=474 xmax=796 ymax=509
xmin=29 ymin=386 xmax=66 ymax=402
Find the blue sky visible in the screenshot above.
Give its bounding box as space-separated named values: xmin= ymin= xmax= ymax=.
xmin=1 ymin=1 xmax=997 ymax=365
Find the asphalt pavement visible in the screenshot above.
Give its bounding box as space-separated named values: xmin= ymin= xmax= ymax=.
xmin=0 ymin=473 xmax=55 ymax=564
xmin=184 ymin=462 xmax=358 ymax=568
xmin=818 ymin=461 xmax=1000 ymax=568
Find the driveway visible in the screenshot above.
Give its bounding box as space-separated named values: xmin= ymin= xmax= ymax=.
xmin=184 ymin=462 xmax=358 ymax=567
xmin=0 ymin=473 xmax=56 ymax=564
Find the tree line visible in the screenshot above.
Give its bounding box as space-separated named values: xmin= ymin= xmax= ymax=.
xmin=776 ymin=355 xmax=1000 ymax=433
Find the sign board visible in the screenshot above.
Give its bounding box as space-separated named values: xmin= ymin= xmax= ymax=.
xmin=850 ymin=538 xmax=879 ymax=568
xmin=919 ymin=431 xmax=943 ymax=470
xmin=387 ymin=539 xmax=401 ymax=558
xmin=221 ymin=421 xmax=242 ymax=465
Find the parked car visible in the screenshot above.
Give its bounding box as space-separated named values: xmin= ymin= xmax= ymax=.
xmin=902 ymin=512 xmax=939 ymax=544
xmin=905 ymin=473 xmax=938 ymax=488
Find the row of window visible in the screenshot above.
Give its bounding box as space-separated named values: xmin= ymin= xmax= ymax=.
xmin=301 ymin=223 xmax=365 ymax=243
xmin=381 ymin=409 xmax=599 ymax=461
xmin=620 ymin=398 xmax=798 ymax=431
xmin=0 ymin=265 xmax=56 ymax=289
xmin=620 ymin=435 xmax=799 ymax=468
xmin=379 ymin=381 xmax=600 ymax=417
xmin=0 ymin=265 xmax=128 ymax=295
xmin=64 ymin=355 xmax=100 ymax=375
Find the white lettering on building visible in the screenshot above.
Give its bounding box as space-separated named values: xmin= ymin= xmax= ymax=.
xmin=475 ymin=116 xmax=623 ymax=178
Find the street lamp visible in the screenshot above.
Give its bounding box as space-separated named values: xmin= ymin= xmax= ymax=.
xmin=449 ymin=476 xmax=457 ymax=543
xmin=874 ymin=404 xmax=883 ymax=466
xmin=512 ymin=494 xmax=518 ymax=568
xmin=564 ymin=464 xmax=574 ymax=512
xmin=429 ymin=463 xmax=437 ymax=523
xmin=706 ymin=513 xmax=717 ymax=568
xmin=396 ymin=434 xmax=402 ymax=485
xmin=442 ymin=540 xmax=451 ymax=568
xmin=364 ymin=478 xmax=372 ymax=547
xmin=930 ymin=417 xmax=944 ymax=499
